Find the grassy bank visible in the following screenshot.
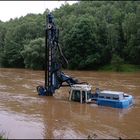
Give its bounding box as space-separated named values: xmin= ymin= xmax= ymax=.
xmin=0 ymin=135 xmax=5 ymax=140
xmin=100 ymin=64 xmax=140 ymax=72
xmin=0 ymin=132 xmax=7 ymax=140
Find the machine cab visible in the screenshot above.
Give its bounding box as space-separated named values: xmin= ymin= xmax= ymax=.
xmin=69 ymin=84 xmax=92 ymax=103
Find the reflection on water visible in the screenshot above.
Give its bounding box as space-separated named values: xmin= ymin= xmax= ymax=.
xmin=0 ymin=68 xmax=140 ymax=139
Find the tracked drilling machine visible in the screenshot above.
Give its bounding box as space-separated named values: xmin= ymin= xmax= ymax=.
xmin=36 ymin=13 xmax=86 ymax=96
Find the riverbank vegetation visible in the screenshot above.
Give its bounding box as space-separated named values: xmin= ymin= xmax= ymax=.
xmin=0 ymin=132 xmax=6 ymax=140
xmin=100 ymin=64 xmax=140 ymax=72
xmin=0 ymin=1 xmax=139 ymax=72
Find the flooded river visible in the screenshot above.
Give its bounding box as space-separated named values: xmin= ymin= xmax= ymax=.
xmin=0 ymin=68 xmax=140 ymax=139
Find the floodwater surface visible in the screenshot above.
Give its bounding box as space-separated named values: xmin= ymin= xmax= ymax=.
xmin=0 ymin=68 xmax=140 ymax=139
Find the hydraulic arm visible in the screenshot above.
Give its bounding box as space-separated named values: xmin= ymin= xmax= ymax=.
xmin=37 ymin=13 xmax=85 ymax=96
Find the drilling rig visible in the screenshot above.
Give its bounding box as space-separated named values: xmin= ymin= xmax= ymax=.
xmin=36 ymin=13 xmax=133 ymax=109
xmin=36 ymin=13 xmax=86 ymax=96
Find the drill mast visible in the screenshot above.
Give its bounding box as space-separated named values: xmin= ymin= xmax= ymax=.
xmin=37 ymin=13 xmax=84 ymax=96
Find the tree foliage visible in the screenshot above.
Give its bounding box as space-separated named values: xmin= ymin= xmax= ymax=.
xmin=21 ymin=38 xmax=45 ymax=70
xmin=0 ymin=2 xmax=139 ymax=70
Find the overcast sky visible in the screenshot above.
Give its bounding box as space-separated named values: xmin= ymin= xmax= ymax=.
xmin=0 ymin=1 xmax=77 ymax=22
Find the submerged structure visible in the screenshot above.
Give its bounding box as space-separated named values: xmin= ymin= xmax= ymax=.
xmin=36 ymin=13 xmax=134 ymax=109
xmin=69 ymin=84 xmax=133 ymax=108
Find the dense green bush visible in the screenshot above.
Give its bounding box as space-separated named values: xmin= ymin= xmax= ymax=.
xmin=21 ymin=38 xmax=45 ymax=70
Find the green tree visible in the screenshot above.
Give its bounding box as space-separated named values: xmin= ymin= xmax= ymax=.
xmin=1 ymin=13 xmax=45 ymax=68
xmin=64 ymin=15 xmax=99 ymax=69
xmin=21 ymin=38 xmax=45 ymax=70
xmin=122 ymin=12 xmax=140 ymax=64
xmin=0 ymin=1 xmax=139 ymax=70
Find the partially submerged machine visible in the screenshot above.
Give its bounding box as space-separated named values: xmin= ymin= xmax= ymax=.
xmin=69 ymin=84 xmax=133 ymax=108
xmin=37 ymin=13 xmax=86 ymax=96
xmin=36 ymin=13 xmax=134 ymax=109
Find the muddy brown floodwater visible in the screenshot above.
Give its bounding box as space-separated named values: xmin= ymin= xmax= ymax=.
xmin=0 ymin=68 xmax=140 ymax=139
